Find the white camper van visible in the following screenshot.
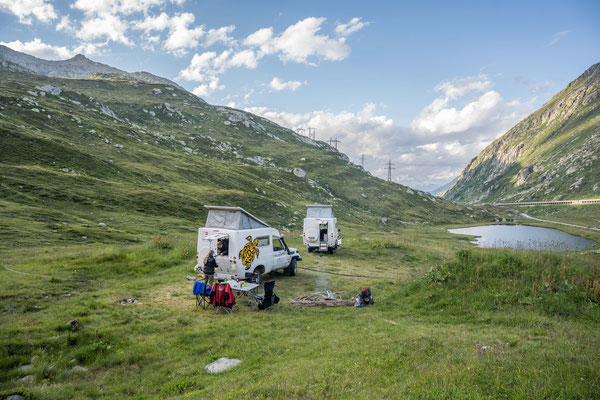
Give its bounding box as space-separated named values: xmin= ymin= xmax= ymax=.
xmin=303 ymin=205 xmax=342 ymax=253
xmin=194 ymin=206 xmax=301 ymax=284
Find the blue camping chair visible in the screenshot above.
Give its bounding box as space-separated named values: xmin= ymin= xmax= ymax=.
xmin=193 ymin=281 xmax=211 ymax=309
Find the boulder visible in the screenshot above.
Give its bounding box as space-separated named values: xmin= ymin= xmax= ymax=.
xmin=204 ymin=357 xmax=241 ymax=373
xmin=293 ymin=168 xmax=306 ymax=178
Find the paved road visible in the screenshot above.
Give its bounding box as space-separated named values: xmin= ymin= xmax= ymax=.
xmin=520 ymin=213 xmax=600 ymax=232
xmin=495 ymin=199 xmax=600 ymax=207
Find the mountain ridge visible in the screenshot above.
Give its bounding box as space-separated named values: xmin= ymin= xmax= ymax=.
xmin=0 ymin=45 xmax=184 ymax=91
xmin=444 ymin=62 xmax=600 ymax=204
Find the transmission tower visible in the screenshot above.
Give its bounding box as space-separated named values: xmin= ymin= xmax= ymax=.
xmin=294 ymin=127 xmax=305 ymax=136
xmin=307 ymin=127 xmax=316 ymax=140
xmin=361 ymin=154 xmax=365 ymax=168
xmin=328 ymin=137 xmax=341 ymax=149
xmin=385 ymin=160 xmax=395 ymax=182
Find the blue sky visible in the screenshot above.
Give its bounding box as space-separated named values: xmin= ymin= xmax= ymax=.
xmin=1 ymin=0 xmax=599 ymax=190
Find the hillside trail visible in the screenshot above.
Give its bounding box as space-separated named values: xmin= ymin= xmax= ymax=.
xmin=520 ymin=213 xmax=600 ymax=232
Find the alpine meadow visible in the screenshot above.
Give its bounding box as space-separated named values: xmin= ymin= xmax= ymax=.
xmin=1 ymin=2 xmax=600 ymax=399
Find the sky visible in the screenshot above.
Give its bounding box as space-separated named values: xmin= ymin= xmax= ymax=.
xmin=1 ymin=0 xmax=599 ymax=191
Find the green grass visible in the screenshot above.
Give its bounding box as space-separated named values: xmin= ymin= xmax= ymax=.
xmin=1 ymin=65 xmax=599 ymax=399
xmin=1 ymin=226 xmax=599 ymax=399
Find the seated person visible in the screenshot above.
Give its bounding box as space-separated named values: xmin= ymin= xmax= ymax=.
xmin=216 ymin=239 xmax=228 ymax=256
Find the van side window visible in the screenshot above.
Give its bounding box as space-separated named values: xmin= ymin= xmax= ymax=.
xmin=273 ymin=237 xmax=284 ymax=251
xmin=256 ymin=236 xmax=270 ymax=247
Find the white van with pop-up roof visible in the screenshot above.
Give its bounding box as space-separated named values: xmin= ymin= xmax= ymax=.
xmin=194 ymin=206 xmax=301 ymax=284
xmin=303 ymin=204 xmax=342 ymax=254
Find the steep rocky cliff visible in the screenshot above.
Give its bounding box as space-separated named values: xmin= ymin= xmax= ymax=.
xmin=444 ymin=62 xmax=600 ymax=203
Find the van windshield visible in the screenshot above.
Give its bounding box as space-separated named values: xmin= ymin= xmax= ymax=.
xmin=306 ymin=206 xmax=334 ymax=218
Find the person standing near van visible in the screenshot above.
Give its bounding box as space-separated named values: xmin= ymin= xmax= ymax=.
xmin=203 ymin=250 xmax=217 ymax=286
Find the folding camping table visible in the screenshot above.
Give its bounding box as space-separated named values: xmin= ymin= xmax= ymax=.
xmin=228 ymin=281 xmax=260 ymax=310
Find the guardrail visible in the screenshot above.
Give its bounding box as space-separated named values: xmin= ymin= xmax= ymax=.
xmin=493 ymin=199 xmax=600 ymax=207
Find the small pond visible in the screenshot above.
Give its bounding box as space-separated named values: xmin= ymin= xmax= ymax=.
xmin=448 ymin=225 xmax=596 ymax=251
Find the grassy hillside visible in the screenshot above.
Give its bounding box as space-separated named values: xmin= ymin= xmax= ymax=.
xmin=445 ymin=62 xmax=600 ymax=204
xmin=1 ymin=227 xmax=599 ymax=399
xmin=0 ymin=69 xmax=494 ymax=249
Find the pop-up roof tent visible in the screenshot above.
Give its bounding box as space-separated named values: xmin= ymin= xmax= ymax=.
xmin=204 ymin=205 xmax=269 ymax=230
xmin=306 ymin=204 xmax=335 ymax=218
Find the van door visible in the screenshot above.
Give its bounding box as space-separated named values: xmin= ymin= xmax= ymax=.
xmin=272 ymin=236 xmax=288 ymax=270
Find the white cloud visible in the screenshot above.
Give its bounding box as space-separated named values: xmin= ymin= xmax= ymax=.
xmin=243 ymin=89 xmax=254 ymax=103
xmin=0 ymin=0 xmax=57 ymax=24
xmin=78 ymin=13 xmax=133 ymax=45
xmin=56 ymin=15 xmax=74 ymax=33
xmin=203 ymin=25 xmax=236 ymax=47
xmin=412 ymin=90 xmax=502 ymax=135
xmin=178 ymin=49 xmax=261 ymax=96
xmin=412 ymin=74 xmax=504 ymax=135
xmin=191 ymin=76 xmax=224 ymax=97
xmin=162 ymin=13 xmax=204 ymax=54
xmin=132 ymin=12 xmax=206 ymax=55
xmin=243 ymin=17 xmax=350 ymax=64
xmin=335 ymin=17 xmax=370 ymax=37
xmin=228 ymin=49 xmax=260 ymax=68
xmin=269 ymin=77 xmax=305 ymax=91
xmin=245 ymin=76 xmax=534 ymax=190
xmin=434 ymin=74 xmax=492 ymax=99
xmin=71 ymin=0 xmax=164 ymax=16
xmin=1 ymin=38 xmax=74 ymax=59
xmin=0 ymin=37 xmax=106 ymax=59
xmin=548 ymin=30 xmax=569 ymax=46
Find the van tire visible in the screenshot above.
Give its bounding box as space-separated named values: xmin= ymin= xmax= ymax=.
xmin=327 ymin=247 xmax=334 ymax=254
xmin=287 ymin=258 xmax=297 ymax=276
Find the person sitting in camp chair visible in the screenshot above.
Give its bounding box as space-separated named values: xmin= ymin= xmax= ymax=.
xmin=254 ymin=281 xmax=280 ymax=311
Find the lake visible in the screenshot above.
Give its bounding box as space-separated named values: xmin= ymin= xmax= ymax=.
xmin=448 ymin=224 xmax=596 ymax=251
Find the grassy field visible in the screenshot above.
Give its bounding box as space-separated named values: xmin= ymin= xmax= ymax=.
xmin=1 ymin=223 xmax=599 ymax=399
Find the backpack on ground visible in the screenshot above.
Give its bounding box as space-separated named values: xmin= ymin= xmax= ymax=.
xmin=361 ymin=286 xmax=374 ymax=305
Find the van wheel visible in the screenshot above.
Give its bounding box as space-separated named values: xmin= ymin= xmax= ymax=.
xmin=287 ymin=258 xmax=297 ymax=276
xmin=327 ymin=247 xmax=334 ymax=254
xmin=307 ymin=247 xmax=313 ymax=253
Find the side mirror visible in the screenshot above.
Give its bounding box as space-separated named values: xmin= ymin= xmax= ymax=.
xmin=280 ymin=234 xmax=285 ymax=239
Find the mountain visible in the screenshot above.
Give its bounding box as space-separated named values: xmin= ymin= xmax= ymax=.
xmin=427 ymin=178 xmax=456 ymax=196
xmin=444 ymin=62 xmax=600 ymax=204
xmin=0 ymin=52 xmax=495 ymax=247
xmin=0 ymin=45 xmax=183 ymax=90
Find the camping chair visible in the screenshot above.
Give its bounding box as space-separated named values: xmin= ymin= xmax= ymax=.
xmin=254 ymin=281 xmax=280 ymax=311
xmin=193 ymin=281 xmax=211 ymax=310
xmin=210 ymin=282 xmax=237 ymax=314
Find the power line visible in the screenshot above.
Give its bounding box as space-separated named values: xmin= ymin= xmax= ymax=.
xmin=328 ymin=137 xmax=341 ymax=149
xmin=385 ymin=160 xmax=395 ymax=182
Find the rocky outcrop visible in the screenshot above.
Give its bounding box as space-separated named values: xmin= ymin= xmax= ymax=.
xmin=445 ymin=62 xmax=600 ymax=203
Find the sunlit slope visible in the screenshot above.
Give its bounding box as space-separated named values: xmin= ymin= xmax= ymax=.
xmin=0 ymin=69 xmax=492 ymax=247
xmin=445 ymin=62 xmax=600 ymax=204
